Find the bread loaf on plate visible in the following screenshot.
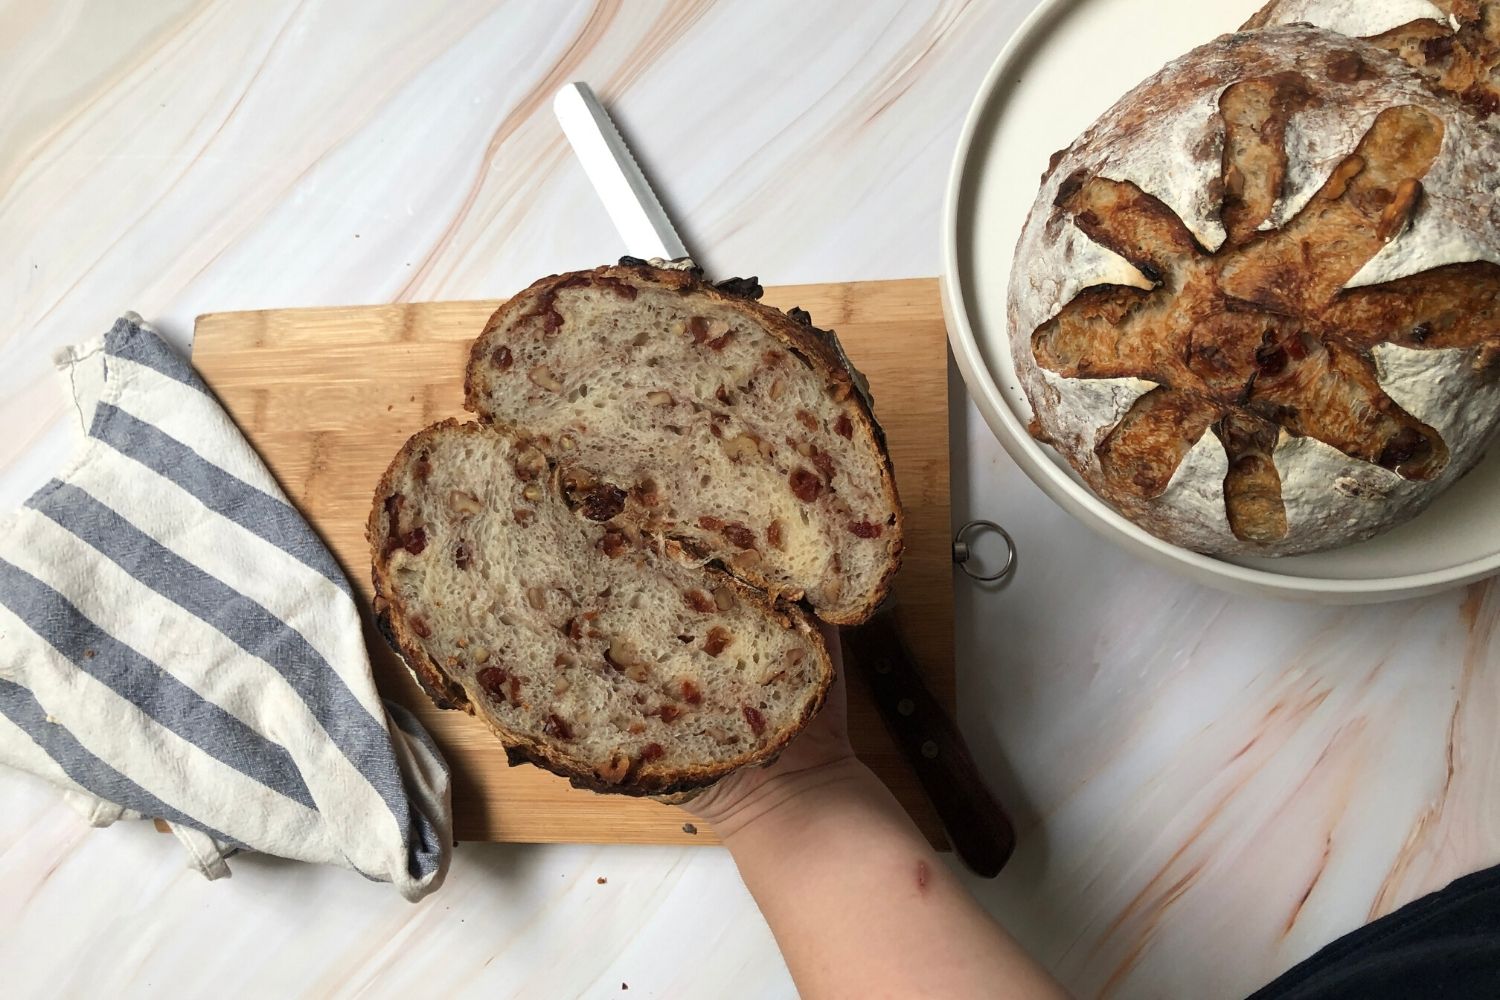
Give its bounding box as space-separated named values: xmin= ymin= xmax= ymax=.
xmin=371 ymin=262 xmax=902 ymax=795
xmin=1010 ymin=25 xmax=1500 ymax=557
xmin=1244 ymin=0 xmax=1499 ymax=116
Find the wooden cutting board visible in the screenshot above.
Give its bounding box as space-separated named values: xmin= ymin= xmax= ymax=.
xmin=192 ymin=278 xmax=953 ymax=846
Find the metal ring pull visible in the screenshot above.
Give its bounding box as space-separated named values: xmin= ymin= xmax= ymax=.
xmin=953 ymin=520 xmax=1016 ymax=583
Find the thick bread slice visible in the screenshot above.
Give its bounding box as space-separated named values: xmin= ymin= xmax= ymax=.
xmin=369 ymin=420 xmax=833 ymax=796
xmin=463 ymin=262 xmax=903 ymax=625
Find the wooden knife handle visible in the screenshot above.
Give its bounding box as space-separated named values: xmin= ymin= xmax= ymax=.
xmin=842 ymin=609 xmax=1016 ymax=877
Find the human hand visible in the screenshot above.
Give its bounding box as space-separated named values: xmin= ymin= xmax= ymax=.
xmin=678 ymin=626 xmax=1071 ymax=1000
xmin=684 ymin=621 xmax=863 ymax=836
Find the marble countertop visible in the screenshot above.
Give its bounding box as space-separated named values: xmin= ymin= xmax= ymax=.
xmin=3 ymin=1 xmax=1496 ymax=997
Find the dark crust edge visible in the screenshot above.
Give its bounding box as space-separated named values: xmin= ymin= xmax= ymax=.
xmin=460 ymin=262 xmax=905 ymax=626
xmin=368 ymin=419 xmax=837 ymax=798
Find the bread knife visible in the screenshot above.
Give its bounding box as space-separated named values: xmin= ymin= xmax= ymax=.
xmin=553 ymin=83 xmax=1015 ymax=876
xmin=841 ymin=605 xmax=1015 ymax=877
xmin=553 ymin=83 xmax=691 ymax=263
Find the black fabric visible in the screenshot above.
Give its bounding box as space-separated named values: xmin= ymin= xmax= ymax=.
xmin=1250 ymin=864 xmax=1500 ymax=999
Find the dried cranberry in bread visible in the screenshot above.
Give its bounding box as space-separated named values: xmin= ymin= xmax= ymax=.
xmin=370 ymin=421 xmax=832 ymax=796
xmin=464 ymin=262 xmax=902 ymax=625
xmin=1245 ymin=0 xmax=1500 ymax=117
xmin=1011 ymin=26 xmax=1500 ymax=556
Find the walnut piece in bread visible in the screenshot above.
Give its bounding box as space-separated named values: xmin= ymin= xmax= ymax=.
xmin=370 ymin=421 xmax=833 ymax=797
xmin=1011 ymin=26 xmax=1500 ymax=556
xmin=465 ymin=263 xmax=903 ymax=624
xmin=1245 ymin=0 xmax=1500 ymax=117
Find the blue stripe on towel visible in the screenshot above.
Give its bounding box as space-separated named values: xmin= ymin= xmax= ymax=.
xmin=0 ymin=677 xmax=246 ymax=850
xmin=88 ymin=402 xmax=351 ymax=597
xmin=0 ymin=556 xmax=316 ymax=811
xmin=26 ymin=484 xmax=444 ymax=878
xmin=104 ymin=318 xmax=211 ymax=396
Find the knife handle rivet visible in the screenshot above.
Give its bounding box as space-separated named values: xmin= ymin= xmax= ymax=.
xmin=921 ymin=740 xmax=939 ymax=759
xmin=897 ymin=698 xmax=916 ymax=717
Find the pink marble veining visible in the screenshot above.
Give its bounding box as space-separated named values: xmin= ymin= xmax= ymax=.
xmin=3 ymin=1 xmax=1497 ymax=997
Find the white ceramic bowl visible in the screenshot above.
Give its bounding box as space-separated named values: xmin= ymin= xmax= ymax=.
xmin=943 ymin=0 xmax=1500 ymax=604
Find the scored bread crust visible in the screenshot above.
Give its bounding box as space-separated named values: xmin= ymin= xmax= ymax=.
xmin=1244 ymin=0 xmax=1500 ymax=118
xmin=1010 ymin=26 xmax=1500 ymax=556
xmin=369 ymin=420 xmax=835 ymax=797
xmin=462 ymin=261 xmax=904 ymax=626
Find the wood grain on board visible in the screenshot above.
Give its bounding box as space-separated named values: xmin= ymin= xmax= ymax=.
xmin=192 ymin=278 xmax=953 ymax=846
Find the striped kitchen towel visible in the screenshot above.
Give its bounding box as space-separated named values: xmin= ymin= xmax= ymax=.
xmin=0 ymin=315 xmax=451 ymax=900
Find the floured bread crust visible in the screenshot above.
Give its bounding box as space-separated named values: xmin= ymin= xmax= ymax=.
xmin=1010 ymin=26 xmax=1500 ymax=556
xmin=1246 ymin=0 xmax=1500 ymax=118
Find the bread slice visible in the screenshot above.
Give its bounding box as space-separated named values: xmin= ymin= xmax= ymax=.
xmin=369 ymin=420 xmax=833 ymax=796
xmin=464 ymin=262 xmax=902 ymax=625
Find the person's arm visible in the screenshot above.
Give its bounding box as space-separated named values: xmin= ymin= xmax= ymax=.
xmin=686 ymin=629 xmax=1068 ymax=1000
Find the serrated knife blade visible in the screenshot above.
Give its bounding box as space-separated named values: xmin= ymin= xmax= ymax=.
xmin=552 ymin=82 xmax=691 ymax=264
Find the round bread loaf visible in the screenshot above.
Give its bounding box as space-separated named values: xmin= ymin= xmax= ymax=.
xmin=1244 ymin=0 xmax=1499 ymax=117
xmin=1010 ymin=25 xmax=1500 ymax=556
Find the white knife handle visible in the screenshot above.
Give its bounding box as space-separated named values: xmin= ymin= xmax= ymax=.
xmin=553 ymin=82 xmax=691 ymax=264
